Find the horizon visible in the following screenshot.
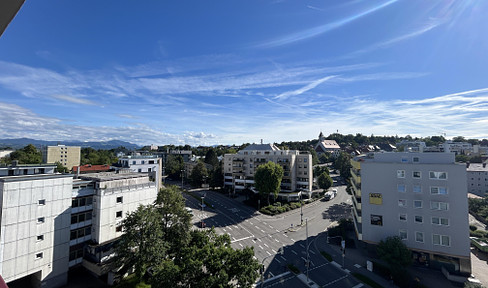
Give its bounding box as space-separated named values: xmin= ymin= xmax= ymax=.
xmin=1 ymin=1 xmax=488 ymax=146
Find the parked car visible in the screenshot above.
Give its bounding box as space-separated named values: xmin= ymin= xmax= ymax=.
xmin=324 ymin=190 xmax=336 ymax=201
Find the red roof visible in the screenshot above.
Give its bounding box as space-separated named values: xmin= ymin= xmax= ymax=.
xmin=72 ymin=164 xmax=111 ymax=173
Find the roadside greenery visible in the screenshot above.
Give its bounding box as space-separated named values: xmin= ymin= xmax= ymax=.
xmin=469 ymin=197 xmax=488 ymax=224
xmin=317 ymin=172 xmax=333 ymax=191
xmin=0 ymin=144 xmax=41 ymax=164
xmin=320 ymin=251 xmax=332 ymax=262
xmin=259 ymin=201 xmax=303 ymax=215
xmin=351 ymin=272 xmax=384 ymax=288
xmin=114 ymin=186 xmax=259 ymax=287
xmin=254 ymin=161 xmax=284 ymax=205
xmin=376 ymin=236 xmax=412 ymax=288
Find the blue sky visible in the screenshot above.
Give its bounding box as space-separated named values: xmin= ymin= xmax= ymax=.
xmin=1 ymin=0 xmax=488 ymax=146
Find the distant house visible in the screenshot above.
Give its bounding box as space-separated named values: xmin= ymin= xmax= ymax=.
xmin=314 ymin=132 xmax=341 ymax=157
xmin=72 ymin=164 xmax=111 ymax=174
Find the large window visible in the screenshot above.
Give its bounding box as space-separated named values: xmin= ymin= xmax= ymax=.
xmin=413 ymin=185 xmax=422 ymax=193
xmin=433 ymin=234 xmax=450 ymax=246
xmin=397 ymin=184 xmax=406 ymax=193
xmin=399 ymin=230 xmax=408 ymax=240
xmin=413 ymin=171 xmax=421 ymax=178
xmin=415 ymin=232 xmax=424 ymax=243
xmin=432 ymin=217 xmax=449 ymax=226
xmin=430 ymin=187 xmax=448 ymax=195
xmin=399 ymin=214 xmax=407 ymax=222
xmin=414 ymin=215 xmax=423 ymax=223
xmin=414 ymin=200 xmax=423 ymax=209
xmin=397 ymin=170 xmax=405 ymax=178
xmin=371 ymin=215 xmax=383 ymax=226
xmin=398 ymin=199 xmax=407 ymax=207
xmin=430 ymin=201 xmax=449 ymax=211
xmin=429 ymin=171 xmax=447 ymax=180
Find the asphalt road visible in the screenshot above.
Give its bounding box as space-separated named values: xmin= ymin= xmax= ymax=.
xmin=183 ymin=184 xmax=359 ymax=288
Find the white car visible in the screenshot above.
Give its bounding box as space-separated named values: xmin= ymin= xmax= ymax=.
xmin=324 ymin=191 xmax=335 ymax=201
xmin=185 ymin=207 xmax=193 ymax=215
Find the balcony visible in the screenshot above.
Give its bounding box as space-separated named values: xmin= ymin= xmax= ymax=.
xmin=352 ymin=195 xmax=362 ymax=211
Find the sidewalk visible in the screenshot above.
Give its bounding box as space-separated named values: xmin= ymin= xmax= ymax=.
xmin=313 ymin=232 xmax=397 ymax=288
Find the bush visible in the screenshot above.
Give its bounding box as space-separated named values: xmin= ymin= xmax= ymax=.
xmin=320 ymin=251 xmax=333 ymax=262
xmin=470 ymin=230 xmax=488 ymax=239
xmin=351 ymin=272 xmax=383 ymax=288
xmin=372 ymin=261 xmax=391 ymax=279
xmin=287 ymin=264 xmax=300 ymax=274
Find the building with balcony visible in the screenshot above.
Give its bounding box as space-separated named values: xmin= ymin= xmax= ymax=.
xmin=223 ymin=144 xmax=313 ymax=201
xmin=351 ymin=152 xmax=471 ymax=275
xmin=116 ymin=155 xmax=162 ymax=191
xmin=0 ymin=164 xmax=73 ymax=288
xmin=42 ymin=145 xmax=81 ymax=171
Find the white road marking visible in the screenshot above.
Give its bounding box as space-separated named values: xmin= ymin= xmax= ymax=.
xmin=291 ymin=238 xmax=295 ymax=242
xmin=274 ymin=239 xmax=279 ymax=243
xmin=276 ymin=229 xmax=280 ymax=232
xmin=227 ymin=226 xmax=233 ymax=231
xmin=299 ymin=244 xmax=305 ymax=249
xmin=252 ymin=239 xmax=256 ymax=243
xmin=239 ymin=243 xmax=243 ymax=247
xmin=269 ymin=225 xmax=273 ymax=229
xmin=354 ymin=264 xmax=361 ymax=268
xmin=310 ymin=250 xmax=316 ymax=255
xmin=259 ymin=245 xmax=264 ymax=250
xmin=280 ymin=256 xmax=286 ymax=261
xmin=275 ymin=258 xmax=281 ymax=264
xmin=260 ymin=229 xmax=265 ymax=233
xmin=257 ymin=238 xmax=262 ymax=242
xmin=264 ymin=243 xmax=269 ymax=248
xmin=266 ymin=251 xmax=272 ymax=256
xmin=272 ymin=249 xmax=277 ymax=253
xmin=254 ymin=225 xmax=260 ymax=230
xmin=269 ymin=271 xmax=274 ymax=277
xmin=283 ymin=234 xmax=288 ymax=238
xmin=291 ymin=250 xmax=298 ymax=255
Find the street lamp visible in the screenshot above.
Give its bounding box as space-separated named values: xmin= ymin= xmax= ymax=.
xmin=260 ymin=248 xmax=283 ymax=288
xmin=181 ymin=169 xmax=184 ymax=188
xmin=327 ymin=235 xmax=346 ymax=268
xmin=299 ymin=191 xmax=303 ymax=226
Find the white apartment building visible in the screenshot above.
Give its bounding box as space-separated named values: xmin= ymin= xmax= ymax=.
xmin=223 ymin=144 xmax=313 ymax=201
xmin=351 ymin=152 xmax=471 ymax=275
xmin=467 ymin=163 xmax=488 ymax=197
xmin=441 ymin=141 xmax=473 ymax=155
xmin=42 ymin=145 xmax=81 ymax=171
xmin=78 ymin=171 xmax=158 ymax=278
xmin=0 ymin=164 xmax=73 ymax=288
xmin=117 ymin=155 xmax=162 ymax=191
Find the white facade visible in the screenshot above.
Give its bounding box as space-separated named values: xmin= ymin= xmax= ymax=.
xmin=0 ymin=170 xmax=73 ymax=288
xmin=223 ymin=144 xmax=313 ymax=200
xmin=467 ymin=163 xmax=488 ymax=197
xmin=351 ymin=152 xmax=471 ymax=274
xmin=117 ymin=155 xmax=162 ymax=191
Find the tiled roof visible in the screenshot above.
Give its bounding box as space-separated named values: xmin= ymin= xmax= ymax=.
xmin=72 ymin=164 xmax=111 ymax=173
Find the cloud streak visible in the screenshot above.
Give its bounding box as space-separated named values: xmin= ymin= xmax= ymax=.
xmin=257 ymin=0 xmax=399 ymax=48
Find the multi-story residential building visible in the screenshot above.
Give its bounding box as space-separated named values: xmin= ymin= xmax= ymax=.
xmin=467 ymin=163 xmax=488 ymax=197
xmin=116 ymin=155 xmax=162 ymax=191
xmin=223 ymin=144 xmax=313 ymax=201
xmin=75 ymin=171 xmax=158 ymax=279
xmin=350 ymin=152 xmax=471 ymax=275
xmin=0 ymin=163 xmax=73 ymax=288
xmin=42 ymin=145 xmax=81 ymax=170
xmin=396 ymin=140 xmax=427 ymax=152
xmin=440 ymin=141 xmax=473 ymax=155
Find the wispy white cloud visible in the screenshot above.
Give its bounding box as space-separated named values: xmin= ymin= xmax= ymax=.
xmin=274 ymin=75 xmax=337 ymax=100
xmin=257 ymin=0 xmax=399 ymax=48
xmin=52 ymin=94 xmax=97 ymax=105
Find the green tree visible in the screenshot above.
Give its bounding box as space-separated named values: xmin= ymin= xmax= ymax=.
xmin=209 ymin=162 xmax=224 ymax=188
xmin=318 ymin=172 xmax=333 ymax=191
xmin=204 ymin=148 xmax=219 ymax=171
xmin=7 ymin=144 xmax=42 ymax=164
xmin=115 ymin=205 xmax=167 ymax=281
xmin=377 ymin=236 xmax=412 ymax=283
xmin=166 ymin=154 xmax=184 ymax=179
xmin=54 ymin=161 xmax=69 ymax=173
xmin=333 ymin=152 xmax=351 ymax=179
xmin=314 ymin=165 xmax=329 ymax=178
xmin=189 ymin=162 xmax=209 ymax=188
xmin=254 ymin=161 xmax=284 ymax=205
xmin=309 ymin=149 xmax=319 ymax=166
xmin=151 ymin=229 xmax=260 ymax=288
xmin=155 ymin=186 xmax=192 ymax=254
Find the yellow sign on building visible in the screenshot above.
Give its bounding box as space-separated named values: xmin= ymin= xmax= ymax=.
xmin=369 ymin=193 xmax=382 ymax=205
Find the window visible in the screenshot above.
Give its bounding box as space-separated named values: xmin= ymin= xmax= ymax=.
xmin=398 ymin=199 xmax=407 ymax=207
xmin=116 ymin=196 xmax=123 ymax=203
xmin=38 ymin=199 xmax=46 ymax=205
xmin=36 ymin=252 xmax=43 ymax=259
xmin=371 ymin=215 xmax=383 ymax=226
xmin=413 ymin=171 xmax=421 ymax=178
xmin=138 ymin=169 xmax=142 ymax=172
xmin=432 ymin=217 xmax=449 ymax=226
xmin=414 ymin=200 xmax=423 ymax=209
xmin=397 ymin=184 xmax=406 ymax=193
xmin=399 ymin=230 xmax=408 ymax=240
xmin=413 ymin=157 xmax=420 ymax=163
xmin=397 ymin=170 xmax=405 ymax=178
xmin=433 ymin=234 xmax=450 ymax=246
xmin=430 ymin=187 xmax=448 ymax=195
xmin=429 ymin=171 xmax=447 ymax=180
xmin=37 ymin=235 xmax=44 ymax=241
xmin=399 ymin=214 xmax=407 ymax=221
xmin=116 ymin=211 xmax=123 ymax=218
xmin=430 ymin=201 xmax=449 ymax=211
xmin=304 ymin=158 xmax=308 ymax=163
xmin=415 ymin=232 xmax=424 ymax=243
xmin=37 ymin=217 xmax=45 ymax=224
xmin=414 ymin=215 xmax=423 ymax=223
xmin=413 ymin=185 xmax=422 ymax=193
xmin=116 ymin=225 xmax=123 ymax=232
xmin=132 ymin=161 xmax=136 ymax=165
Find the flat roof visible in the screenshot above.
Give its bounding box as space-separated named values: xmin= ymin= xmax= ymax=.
xmin=79 ymin=172 xmax=148 ymax=182
xmin=0 ymin=173 xmax=73 ymax=182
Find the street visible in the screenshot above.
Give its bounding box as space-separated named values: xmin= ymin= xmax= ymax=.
xmin=183 ymin=184 xmax=360 ymax=288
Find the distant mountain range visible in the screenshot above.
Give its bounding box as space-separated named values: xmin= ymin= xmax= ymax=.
xmin=0 ymin=138 xmax=141 ymax=150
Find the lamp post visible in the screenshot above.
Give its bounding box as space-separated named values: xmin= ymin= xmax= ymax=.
xmin=300 ymin=192 xmax=303 ymax=226
xmin=260 ymin=248 xmax=283 ymax=288
xmin=327 ymin=235 xmax=346 ymax=268
xmin=181 ymin=169 xmax=184 ymax=188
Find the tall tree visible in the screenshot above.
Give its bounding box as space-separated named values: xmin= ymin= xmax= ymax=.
xmin=317 ymin=172 xmax=333 ymax=191
xmin=150 ymin=229 xmax=260 ymax=288
xmin=254 ymin=161 xmax=284 ymax=205
xmin=189 ymin=161 xmax=209 ymax=188
xmin=209 ymin=162 xmax=224 ymax=188
xmin=115 ymin=205 xmax=167 ymax=281
xmin=204 ymin=148 xmax=219 ymax=171
xmin=155 ymin=186 xmax=192 ymax=254
xmin=166 ymin=154 xmax=184 ymax=179
xmin=377 ymin=236 xmax=412 ymax=282
xmin=7 ymin=144 xmax=42 ymax=164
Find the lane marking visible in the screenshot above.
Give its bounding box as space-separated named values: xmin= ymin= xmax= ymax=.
xmin=299 ymin=244 xmax=305 ymax=249
xmin=310 ymin=250 xmax=316 ymax=255
xmin=264 ymin=243 xmax=269 ymax=248
xmin=275 ymin=239 xmax=280 ymax=243
xmin=291 ymin=238 xmax=295 ymax=242
xmin=276 ymin=229 xmax=280 ymax=232
xmin=291 ymin=250 xmax=298 ymax=255
xmin=354 ymin=264 xmax=361 ymax=268
xmin=239 ymin=243 xmax=243 ymax=248
xmin=275 ymin=258 xmax=281 ymax=264
xmin=272 ymin=249 xmax=277 ymax=253
xmin=257 ymin=238 xmax=262 ymax=242
xmin=260 ymin=229 xmax=265 ymax=233
xmin=280 ymin=256 xmax=286 ymax=261
xmin=266 ymin=251 xmax=272 ymax=256
xmin=259 ymin=245 xmax=264 ymax=250
xmin=283 ymin=234 xmax=288 ymax=238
